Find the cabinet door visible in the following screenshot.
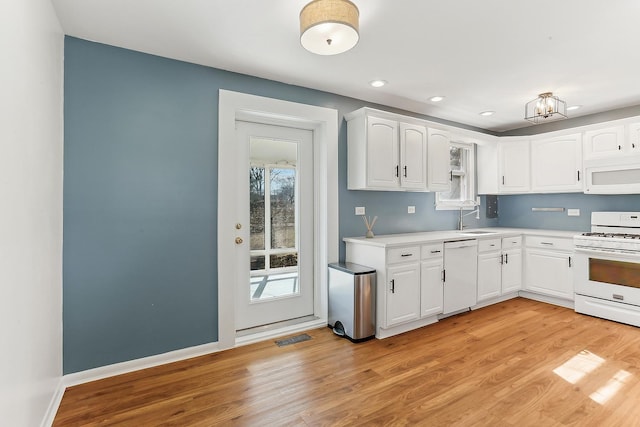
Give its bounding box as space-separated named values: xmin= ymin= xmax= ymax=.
xmin=427 ymin=128 xmax=451 ymax=191
xmin=498 ymin=140 xmax=530 ymax=193
xmin=525 ymin=249 xmax=573 ymax=299
xmin=628 ymin=122 xmax=640 ymax=154
xmin=420 ymin=258 xmax=443 ymax=317
xmin=477 ymin=142 xmax=498 ymax=195
xmin=531 ymin=134 xmax=583 ymax=192
xmin=387 ymin=263 xmax=421 ymax=326
xmin=584 ymin=126 xmax=625 ymax=159
xmin=400 ymin=123 xmax=427 ymax=189
xmin=367 ymin=116 xmax=400 ymax=188
xmin=477 ymin=251 xmax=501 ymax=301
xmin=502 ymin=248 xmax=522 ymax=294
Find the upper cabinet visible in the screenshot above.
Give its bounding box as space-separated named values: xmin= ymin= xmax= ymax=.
xmin=346 ymin=108 xmax=448 ymax=192
xmin=583 ymin=126 xmax=626 ymax=159
xmin=426 ymin=128 xmax=452 ymax=191
xmin=498 ymin=139 xmax=530 ymax=193
xmin=531 ymin=134 xmax=583 ymax=193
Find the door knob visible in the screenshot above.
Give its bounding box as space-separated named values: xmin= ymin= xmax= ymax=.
xmin=235 ymin=237 xmax=243 ymax=244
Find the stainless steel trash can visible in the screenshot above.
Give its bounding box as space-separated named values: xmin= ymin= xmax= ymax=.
xmin=328 ymin=262 xmax=376 ymax=341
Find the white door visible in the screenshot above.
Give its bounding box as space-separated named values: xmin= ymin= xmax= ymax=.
xmin=531 ymin=134 xmax=583 ymax=192
xmin=420 ymin=258 xmax=444 ymax=317
xmin=366 ymin=116 xmax=399 ymax=188
xmin=399 ymin=123 xmax=427 ymax=189
xmin=235 ymin=121 xmax=314 ymax=331
xmin=427 ymin=128 xmax=451 ymax=191
xmin=386 ymin=263 xmax=421 ymax=327
xmin=443 ymin=240 xmax=478 ymax=313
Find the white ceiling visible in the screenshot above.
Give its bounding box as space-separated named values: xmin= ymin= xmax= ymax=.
xmin=51 ymin=0 xmax=640 ymax=132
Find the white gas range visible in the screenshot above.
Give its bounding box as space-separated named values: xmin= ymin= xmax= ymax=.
xmin=574 ymin=212 xmax=640 ymax=327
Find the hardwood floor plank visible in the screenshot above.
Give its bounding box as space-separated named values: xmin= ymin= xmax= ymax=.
xmin=54 ymin=298 xmax=640 ymax=426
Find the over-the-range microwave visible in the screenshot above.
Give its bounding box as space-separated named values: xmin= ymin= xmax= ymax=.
xmin=584 ymin=156 xmax=640 ymax=194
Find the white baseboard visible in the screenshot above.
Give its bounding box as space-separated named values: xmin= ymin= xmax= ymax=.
xmin=63 ymin=341 xmax=221 ymax=388
xmin=235 ymin=318 xmax=327 ymax=347
xmin=40 ymin=378 xmax=65 ymax=427
xmin=519 ymin=291 xmax=574 ymax=309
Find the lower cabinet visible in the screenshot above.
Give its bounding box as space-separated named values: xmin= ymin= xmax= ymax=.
xmin=524 ymin=236 xmax=574 ymax=300
xmin=477 ymin=236 xmax=522 ymax=302
xmin=387 ymin=263 xmax=421 ymax=326
xmin=420 ymin=243 xmax=444 ymax=317
xmin=443 ymin=240 xmax=478 ymax=313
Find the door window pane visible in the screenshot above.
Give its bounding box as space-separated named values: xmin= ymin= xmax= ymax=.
xmin=270 ymin=168 xmax=296 ymax=249
xmin=249 ymin=167 xmax=265 ymax=250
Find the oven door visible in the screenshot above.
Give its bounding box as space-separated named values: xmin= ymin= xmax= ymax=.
xmin=574 ymin=248 xmax=640 ymax=306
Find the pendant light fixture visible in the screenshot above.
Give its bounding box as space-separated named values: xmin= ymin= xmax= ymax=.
xmin=300 ymin=0 xmax=359 ymax=55
xmin=525 ymin=92 xmax=568 ymax=124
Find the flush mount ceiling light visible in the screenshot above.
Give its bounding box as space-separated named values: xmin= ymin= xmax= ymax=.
xmin=300 ymin=0 xmax=359 ymax=55
xmin=567 ymin=105 xmax=582 ymax=111
xmin=525 ymin=92 xmax=568 ymax=124
xmin=479 ymin=111 xmax=495 ymax=116
xmin=429 ymin=96 xmax=445 ymax=102
xmin=369 ymin=80 xmax=387 ymax=88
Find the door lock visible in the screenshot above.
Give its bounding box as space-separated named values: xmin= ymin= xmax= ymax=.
xmin=235 ymin=237 xmax=243 ymax=244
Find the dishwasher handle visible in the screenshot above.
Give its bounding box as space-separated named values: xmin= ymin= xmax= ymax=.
xmin=445 ymin=240 xmax=478 ymax=249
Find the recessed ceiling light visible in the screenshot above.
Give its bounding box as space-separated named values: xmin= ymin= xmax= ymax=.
xmin=567 ymin=105 xmax=582 ymax=111
xmin=369 ymin=80 xmax=387 ymax=88
xmin=429 ymin=96 xmax=445 ymax=102
xmin=479 ymin=111 xmax=495 ymax=116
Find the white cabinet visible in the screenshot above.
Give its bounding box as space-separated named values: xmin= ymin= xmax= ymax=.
xmin=627 ymin=122 xmax=640 ymax=155
xmin=387 ymin=263 xmax=421 ymax=326
xmin=443 ymin=240 xmax=478 ymax=313
xmin=531 ymin=134 xmax=583 ymax=192
xmin=426 ymin=128 xmax=451 ymax=191
xmin=477 ymin=240 xmax=502 ymax=301
xmin=584 ymin=126 xmax=626 ymax=159
xmin=498 ymin=139 xmax=530 ymax=193
xmin=524 ymin=236 xmax=574 ymax=300
xmin=502 ymin=238 xmax=522 ymax=294
xmin=346 ymin=109 xmax=428 ymax=191
xmin=477 ymin=142 xmax=498 ymax=195
xmin=477 ymin=236 xmax=522 ymax=302
xmin=420 ymin=243 xmax=444 ymax=317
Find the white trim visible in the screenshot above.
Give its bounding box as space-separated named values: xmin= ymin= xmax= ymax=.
xmin=63 ymin=341 xmax=221 ymax=387
xmin=235 ymin=319 xmax=326 ymax=347
xmin=218 ymin=90 xmax=338 ymax=350
xmin=40 ymin=379 xmax=65 ymax=427
xmin=518 ymin=291 xmax=575 ymax=309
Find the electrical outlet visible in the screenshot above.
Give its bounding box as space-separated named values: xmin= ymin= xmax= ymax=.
xmin=567 ymin=208 xmax=580 ymax=217
xmin=408 ymin=206 xmax=416 ymax=214
xmin=355 ymin=206 xmax=365 ymax=215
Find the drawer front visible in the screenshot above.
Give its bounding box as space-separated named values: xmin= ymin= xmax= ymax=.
xmin=502 ymin=236 xmax=522 ymax=249
xmin=421 ymin=243 xmax=444 ymax=259
xmin=388 ymin=246 xmax=420 ymax=264
xmin=478 ymin=238 xmax=501 ymax=252
xmin=525 ymin=235 xmax=573 ymax=251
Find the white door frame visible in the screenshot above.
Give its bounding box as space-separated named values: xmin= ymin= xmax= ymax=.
xmin=218 ymin=90 xmax=338 ymax=350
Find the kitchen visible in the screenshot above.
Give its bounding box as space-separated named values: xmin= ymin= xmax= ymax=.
xmin=6 ymin=1 xmax=640 ymax=425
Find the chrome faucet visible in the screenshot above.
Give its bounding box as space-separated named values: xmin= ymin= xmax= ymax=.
xmin=458 ymin=202 xmax=481 ymax=231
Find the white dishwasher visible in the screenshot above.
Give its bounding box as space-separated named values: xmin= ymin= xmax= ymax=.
xmin=443 ymin=239 xmax=478 ymax=314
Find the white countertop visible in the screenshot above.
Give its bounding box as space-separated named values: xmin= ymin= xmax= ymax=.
xmin=343 ymin=227 xmax=582 ymax=248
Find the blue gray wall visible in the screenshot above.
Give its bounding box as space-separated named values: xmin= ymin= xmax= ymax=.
xmin=63 ymin=37 xmax=495 ymax=373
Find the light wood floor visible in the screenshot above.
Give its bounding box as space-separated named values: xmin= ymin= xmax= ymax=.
xmin=54 ymin=298 xmax=640 ymax=426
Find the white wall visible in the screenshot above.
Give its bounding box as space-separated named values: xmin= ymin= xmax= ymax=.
xmin=0 ymin=0 xmax=64 ymax=425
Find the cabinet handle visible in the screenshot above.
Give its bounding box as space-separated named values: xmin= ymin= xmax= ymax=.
xmin=500 ymin=254 xmax=504 ymax=264
xmin=502 ymin=176 xmax=505 ymax=185
xmin=395 ymin=165 xmax=399 ymax=177
xmin=401 ymin=253 xmax=413 ymax=257
xmin=633 ymin=143 xmax=636 ymax=149
xmin=540 ymin=242 xmax=554 ymax=246
xmin=390 ymin=279 xmax=395 ymax=293
xmin=505 ymin=253 xmax=509 ymax=264
xmin=450 ymin=171 xmax=453 ymax=182
xmin=430 ymin=250 xmax=441 ymax=254
xmin=568 ymin=256 xmax=572 ymax=268
xmin=618 ymin=145 xmax=622 ymax=150
xmin=404 ymin=165 xmax=408 ymax=177
xmin=577 ymin=170 xmax=580 ymax=182
xmin=442 ymin=270 xmax=446 ymax=282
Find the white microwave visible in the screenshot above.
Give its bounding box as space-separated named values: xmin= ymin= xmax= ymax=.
xmin=585 ymin=158 xmax=640 ymax=194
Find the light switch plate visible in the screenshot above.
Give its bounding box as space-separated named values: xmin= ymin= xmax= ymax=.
xmin=568 ymin=208 xmax=580 ymax=217
xmin=355 ymin=206 xmax=365 ymax=215
xmin=408 ymin=206 xmax=416 ymax=214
